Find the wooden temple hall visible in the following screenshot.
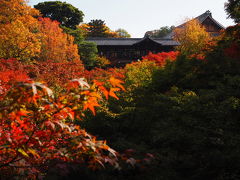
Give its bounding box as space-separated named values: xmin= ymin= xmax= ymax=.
xmin=86 ymin=10 xmax=224 ymax=66
xmin=87 ymin=37 xmax=179 ymax=65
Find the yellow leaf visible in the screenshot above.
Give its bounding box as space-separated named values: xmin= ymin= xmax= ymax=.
xmin=18 ymin=148 xmax=29 ymax=157
xmin=28 ymin=148 xmax=40 ymax=158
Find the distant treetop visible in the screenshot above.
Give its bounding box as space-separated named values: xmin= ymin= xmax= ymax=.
xmin=34 ymin=1 xmax=84 ymax=29
xmin=145 ymin=26 xmax=175 ymax=38
xmin=115 ymin=28 xmax=131 ymax=38
xmin=82 ymin=19 xmax=121 ymax=38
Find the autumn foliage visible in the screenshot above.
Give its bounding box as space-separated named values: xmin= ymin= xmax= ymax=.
xmin=0 ymin=0 xmax=39 ymax=24
xmin=173 ymin=19 xmax=212 ymax=56
xmin=142 ymin=51 xmax=179 ymax=67
xmin=0 ymin=57 xmax=128 ymax=178
xmin=0 ymin=0 xmax=42 ymax=61
xmin=0 ymin=59 xmax=84 ymax=93
xmin=0 ymin=59 xmax=29 ymax=97
xmin=0 ymin=0 xmax=80 ymax=63
xmin=2 ymin=0 xmax=240 ymax=179
xmin=223 ymin=24 xmax=240 ymax=60
xmin=0 ymin=65 xmax=126 ymax=178
xmin=38 ymin=18 xmax=80 ymax=62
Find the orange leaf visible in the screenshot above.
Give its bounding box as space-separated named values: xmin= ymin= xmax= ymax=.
xmin=93 ymin=80 xmax=104 ymax=86
xmin=99 ymin=86 xmax=109 ymax=99
xmin=109 ymin=77 xmax=125 ymax=91
xmin=109 ymin=88 xmax=120 ymax=100
xmin=16 ymin=109 xmax=30 ymax=116
xmin=83 ymin=101 xmax=100 ymax=115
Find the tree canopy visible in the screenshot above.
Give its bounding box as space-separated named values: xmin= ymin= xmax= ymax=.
xmin=0 ymin=0 xmax=39 ymax=24
xmin=145 ymin=26 xmax=175 ymax=38
xmin=225 ymin=0 xmax=240 ymax=23
xmin=38 ymin=17 xmax=80 ymax=62
xmin=115 ymin=28 xmax=131 ymax=38
xmin=87 ymin=19 xmax=110 ymax=37
xmin=34 ymin=1 xmax=84 ymax=29
xmin=173 ymin=19 xmax=211 ymax=56
xmin=78 ymin=41 xmax=98 ymax=69
xmin=0 ymin=0 xmax=42 ymax=61
xmin=84 ymin=19 xmax=118 ymax=38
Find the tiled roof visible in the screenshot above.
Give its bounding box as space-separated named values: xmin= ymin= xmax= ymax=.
xmin=86 ymin=37 xmax=179 ymax=46
xmin=86 ymin=38 xmax=141 ymax=46
xmin=195 ymin=10 xmax=225 ymax=29
xmin=154 ymin=39 xmax=180 ymax=46
xmin=163 ymin=10 xmax=225 ymax=39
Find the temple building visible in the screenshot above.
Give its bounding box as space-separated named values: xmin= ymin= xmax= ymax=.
xmin=164 ymin=10 xmax=225 ymax=39
xmin=86 ymin=10 xmax=225 ymax=66
xmin=87 ymin=37 xmax=178 ymax=66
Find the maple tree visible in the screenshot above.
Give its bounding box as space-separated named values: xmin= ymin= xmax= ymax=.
xmin=95 ymin=56 xmax=111 ymax=68
xmin=0 ymin=58 xmax=85 ymax=92
xmin=173 ymin=19 xmax=212 ymax=56
xmin=142 ymin=51 xmax=179 ymax=67
xmin=0 ymin=1 xmax=81 ymax=63
xmin=0 ymin=0 xmax=42 ymax=62
xmin=26 ymin=60 xmax=85 ymax=88
xmin=0 ymin=0 xmax=39 ymax=24
xmin=38 ymin=17 xmax=80 ymax=62
xmin=0 ymin=67 xmax=126 ymax=178
xmin=0 ymin=59 xmax=123 ymax=95
xmin=122 ymin=60 xmax=158 ymax=91
xmin=0 ymin=59 xmax=29 ymax=97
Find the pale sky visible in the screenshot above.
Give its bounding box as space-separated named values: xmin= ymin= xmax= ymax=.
xmin=28 ymin=0 xmax=235 ymax=37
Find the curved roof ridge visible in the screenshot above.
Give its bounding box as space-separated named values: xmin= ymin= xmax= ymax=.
xmin=133 ymin=36 xmax=162 ymax=45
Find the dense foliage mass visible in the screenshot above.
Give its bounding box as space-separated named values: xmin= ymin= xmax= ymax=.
xmin=38 ymin=17 xmax=80 ymax=62
xmin=79 ymin=20 xmax=131 ymax=38
xmin=34 ymin=1 xmax=84 ymax=29
xmin=81 ymin=24 xmax=240 ymax=179
xmin=225 ymin=0 xmax=240 ymax=23
xmin=81 ymin=19 xmax=118 ymax=38
xmin=0 ymin=59 xmax=128 ymax=179
xmin=0 ymin=0 xmax=41 ymax=61
xmin=0 ymin=0 xmax=81 ymax=63
xmin=145 ymin=26 xmax=175 ymax=38
xmin=142 ymin=51 xmax=179 ymax=67
xmin=115 ymin=28 xmax=131 ymax=38
xmin=173 ymin=19 xmax=212 ymax=56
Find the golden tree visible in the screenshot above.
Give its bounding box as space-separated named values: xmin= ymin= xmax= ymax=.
xmin=0 ymin=0 xmax=39 ymax=23
xmin=38 ymin=18 xmax=80 ymax=62
xmin=0 ymin=0 xmax=42 ymax=62
xmin=174 ymin=19 xmax=212 ymax=56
